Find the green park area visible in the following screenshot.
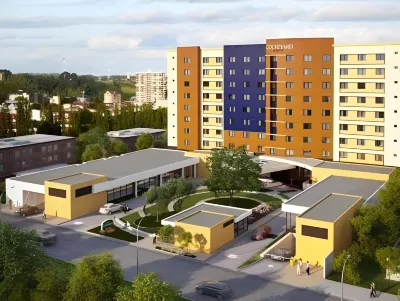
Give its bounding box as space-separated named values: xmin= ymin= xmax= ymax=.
xmin=88 ymin=226 xmax=144 ymax=243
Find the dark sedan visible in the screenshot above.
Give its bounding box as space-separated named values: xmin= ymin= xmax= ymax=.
xmin=196 ymin=281 xmax=233 ymax=300
xmin=14 ymin=205 xmax=39 ymax=217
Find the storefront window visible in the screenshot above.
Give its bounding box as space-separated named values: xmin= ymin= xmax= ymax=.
xmin=107 ymin=183 xmax=135 ymax=202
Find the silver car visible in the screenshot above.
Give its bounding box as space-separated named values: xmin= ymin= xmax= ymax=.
xmin=99 ymin=203 xmax=124 ymax=215
xmin=196 ymin=281 xmax=233 ymax=300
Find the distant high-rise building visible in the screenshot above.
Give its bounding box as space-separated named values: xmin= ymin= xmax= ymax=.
xmin=135 ymin=72 xmax=167 ymax=105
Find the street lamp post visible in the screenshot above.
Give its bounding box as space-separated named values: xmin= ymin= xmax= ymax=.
xmin=136 ymin=214 xmax=151 ymax=276
xmin=341 ymin=254 xmax=351 ymax=301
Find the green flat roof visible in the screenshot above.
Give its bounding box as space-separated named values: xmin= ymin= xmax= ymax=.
xmin=178 ymin=211 xmax=230 ymax=228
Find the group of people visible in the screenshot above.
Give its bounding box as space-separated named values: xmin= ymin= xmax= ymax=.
xmin=296 ymin=259 xmax=310 ymax=276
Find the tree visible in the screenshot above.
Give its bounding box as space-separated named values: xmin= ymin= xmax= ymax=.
xmin=15 ymin=97 xmax=32 ymax=136
xmin=332 ymin=243 xmax=362 ymax=285
xmin=32 ymin=261 xmax=72 ymax=301
xmin=205 ymin=146 xmax=261 ymax=205
xmin=152 ymin=139 xmax=166 ymax=149
xmin=111 ymin=140 xmax=129 ymax=156
xmin=65 ymin=252 xmax=123 ymax=301
xmin=177 ymin=231 xmax=192 ymax=250
xmin=116 ymin=272 xmax=180 ymax=301
xmin=158 ymin=225 xmax=174 ymax=244
xmin=376 ymin=247 xmax=400 ymax=282
xmin=174 ymin=178 xmax=194 ymax=211
xmin=135 ymin=133 xmax=153 ymax=150
xmin=0 ymin=223 xmax=46 ymax=301
xmin=77 ymin=126 xmax=111 ymax=160
xmin=82 ymin=143 xmax=103 ymax=162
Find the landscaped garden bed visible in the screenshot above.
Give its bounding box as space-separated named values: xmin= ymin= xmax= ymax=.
xmin=175 ymin=191 xmax=282 ymax=211
xmin=120 ymin=210 xmax=177 ymax=234
xmin=155 ymin=245 xmax=197 ymax=258
xmin=206 ymin=197 xmax=260 ymax=209
xmin=88 ymin=226 xmax=144 ymax=243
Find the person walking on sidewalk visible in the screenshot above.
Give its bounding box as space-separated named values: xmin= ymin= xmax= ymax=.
xmin=42 ymin=211 xmax=47 ymax=220
xmin=306 ymin=261 xmax=310 ymax=275
xmin=296 ymin=259 xmax=302 ymax=276
xmin=370 ymin=282 xmax=377 ymax=298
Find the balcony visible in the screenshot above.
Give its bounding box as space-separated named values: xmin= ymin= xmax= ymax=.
xmin=270 ymin=114 xmax=277 ymax=121
xmin=270 ymin=101 xmax=277 ymax=108
xmin=270 ymin=88 xmax=277 ymax=94
xmin=271 ymin=74 xmax=278 ymax=81
xmin=270 ymin=61 xmax=277 ymax=68
xmin=270 ymin=127 xmax=277 ymax=134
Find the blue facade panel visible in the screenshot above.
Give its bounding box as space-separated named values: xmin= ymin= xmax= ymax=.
xmin=223 ymin=44 xmax=266 ymax=133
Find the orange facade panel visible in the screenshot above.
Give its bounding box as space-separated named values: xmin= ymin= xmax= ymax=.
xmin=265 ymin=38 xmax=334 ymax=160
xmin=177 ymin=47 xmax=201 ymax=151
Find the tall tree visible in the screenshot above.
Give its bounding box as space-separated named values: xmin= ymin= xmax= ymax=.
xmin=111 ymin=140 xmax=129 ymax=156
xmin=116 ymin=272 xmax=180 ymax=301
xmin=82 ymin=143 xmax=103 ymax=162
xmin=135 ymin=133 xmax=153 ymax=150
xmin=205 ymin=146 xmax=261 ymax=205
xmin=0 ymin=223 xmax=46 ymax=301
xmin=376 ymin=247 xmax=400 ymax=282
xmin=15 ymin=97 xmax=31 ymax=136
xmin=65 ymin=252 xmax=123 ymax=301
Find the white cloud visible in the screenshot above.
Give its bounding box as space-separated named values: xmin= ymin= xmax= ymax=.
xmin=87 ymin=35 xmax=142 ymax=50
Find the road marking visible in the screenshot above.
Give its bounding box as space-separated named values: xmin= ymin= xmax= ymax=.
xmin=227 ymin=254 xmax=238 ymax=259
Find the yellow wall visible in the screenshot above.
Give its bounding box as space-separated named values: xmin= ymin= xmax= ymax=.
xmin=339 ymin=110 xmax=384 ymax=122
xmin=44 ymin=173 xmax=107 ymax=220
xmin=340 ymin=82 xmax=385 ymax=93
xmin=204 ymin=93 xmax=223 ymax=102
xmin=184 ymin=152 xmax=210 ymax=177
xmin=203 ymin=81 xmax=223 ymax=91
xmin=312 ymin=165 xmax=390 ymax=181
xmin=333 ymin=197 xmax=364 ymax=256
xmin=339 ymin=124 xmax=384 ymax=137
xmin=339 ymin=96 xmax=384 ymax=108
xmin=203 ymin=105 xmax=223 ymax=115
xmin=174 ymin=221 xmax=212 ymax=253
xmin=295 ymin=217 xmax=334 ymax=266
xmin=44 ymin=182 xmax=72 ymax=219
xmin=203 ymin=129 xmax=223 ymax=139
xmin=209 ymin=216 xmax=234 ymax=252
xmin=175 ymin=213 xmax=234 ymax=254
xmin=203 ymin=117 xmax=222 ymax=126
xmin=338 ymin=152 xmax=384 ymax=166
xmin=203 ymin=69 xmax=223 ymax=78
xmin=339 ymin=138 xmax=384 ymax=151
xmin=203 ymin=57 xmax=223 ymax=66
xmin=340 ymin=54 xmax=385 ymax=65
xmin=340 ymin=68 xmax=385 ymax=79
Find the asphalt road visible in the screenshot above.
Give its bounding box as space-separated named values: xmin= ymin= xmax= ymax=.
xmin=2 ymin=214 xmax=340 ymax=301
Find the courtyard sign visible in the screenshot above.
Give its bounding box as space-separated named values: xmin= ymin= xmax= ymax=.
xmin=266 ymin=44 xmax=294 ymax=51
xmin=101 ymin=219 xmax=114 ymax=231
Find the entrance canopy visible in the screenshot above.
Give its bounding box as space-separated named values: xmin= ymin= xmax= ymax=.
xmin=258 ymin=156 xmax=324 ymax=171
xmin=252 ymin=158 xmax=296 ymax=174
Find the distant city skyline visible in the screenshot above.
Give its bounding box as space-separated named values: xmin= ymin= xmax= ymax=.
xmin=0 ymin=0 xmax=399 ymax=74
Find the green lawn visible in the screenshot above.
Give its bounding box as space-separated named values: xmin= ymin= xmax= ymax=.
xmin=207 ymin=197 xmax=260 ymax=209
xmin=88 ymin=226 xmax=144 ymax=243
xmin=176 ymin=191 xmax=282 ymax=211
xmin=328 ymin=258 xmax=400 ymax=295
xmin=120 ymin=83 xmax=136 ymax=99
xmin=121 ymin=209 xmax=176 ymax=234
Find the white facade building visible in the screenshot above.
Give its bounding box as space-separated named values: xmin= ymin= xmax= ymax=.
xmin=104 ymin=91 xmax=122 ymax=105
xmin=9 ymin=93 xmax=30 ymax=101
xmin=334 ymin=43 xmax=400 ymax=167
xmin=135 ymin=72 xmax=167 ymax=105
xmin=167 ymin=52 xmax=178 ymax=148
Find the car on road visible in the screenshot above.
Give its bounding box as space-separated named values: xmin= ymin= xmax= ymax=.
xmin=99 ymin=203 xmax=124 ymax=215
xmin=35 ymin=230 xmax=57 ymax=246
xmin=196 ymin=281 xmax=232 ymax=300
xmin=14 ymin=205 xmax=39 ymax=217
xmin=251 ymin=225 xmax=272 ymax=240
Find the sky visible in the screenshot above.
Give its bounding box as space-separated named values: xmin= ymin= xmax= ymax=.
xmin=0 ymin=0 xmax=399 ymax=75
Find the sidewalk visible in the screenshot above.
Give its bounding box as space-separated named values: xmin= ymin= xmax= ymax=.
xmin=311 ymin=279 xmax=398 ymax=301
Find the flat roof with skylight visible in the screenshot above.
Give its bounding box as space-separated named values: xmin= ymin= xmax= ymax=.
xmin=0 ymin=134 xmax=74 ymax=149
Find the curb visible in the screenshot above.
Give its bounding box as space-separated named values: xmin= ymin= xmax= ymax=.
xmin=236 ymin=257 xmax=264 ymax=270
xmin=83 ymin=229 xmax=140 ymax=247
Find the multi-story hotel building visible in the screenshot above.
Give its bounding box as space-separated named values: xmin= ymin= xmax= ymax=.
xmin=168 ymin=38 xmax=334 ymax=159
xmin=135 ymin=72 xmax=167 ymax=105
xmin=333 ymin=43 xmax=400 ymax=166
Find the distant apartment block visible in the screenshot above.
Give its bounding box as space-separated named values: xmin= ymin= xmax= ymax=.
xmin=334 ymin=43 xmax=400 ymax=167
xmin=107 ymin=128 xmax=165 ymax=152
xmin=104 ymin=91 xmax=122 ymax=106
xmin=135 ymin=72 xmax=167 ymax=105
xmin=0 ymin=134 xmax=76 ymax=179
xmin=0 ymin=73 xmax=4 ymax=82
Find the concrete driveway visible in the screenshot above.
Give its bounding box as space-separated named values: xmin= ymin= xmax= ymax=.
xmin=60 ymin=196 xmax=146 ymax=231
xmin=205 ymin=211 xmax=287 ymax=270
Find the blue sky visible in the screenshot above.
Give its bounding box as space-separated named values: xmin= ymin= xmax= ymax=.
xmin=0 ymin=0 xmax=399 ymax=75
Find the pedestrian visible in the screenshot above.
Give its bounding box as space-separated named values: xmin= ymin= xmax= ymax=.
xmin=306 ymin=261 xmax=310 ymax=275
xmin=370 ymin=282 xmax=377 ymax=298
xmin=296 ymin=260 xmax=301 ymax=276
xmin=126 ymin=204 xmax=129 ymax=212
xmin=122 ymin=206 xmax=126 ymax=214
xmin=153 ymin=235 xmax=156 ymax=244
xmin=42 ymin=211 xmax=46 ymax=220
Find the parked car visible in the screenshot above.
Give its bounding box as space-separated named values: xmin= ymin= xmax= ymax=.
xmin=99 ymin=203 xmax=124 ymax=215
xmin=270 ymin=248 xmax=294 ymax=261
xmin=196 ymin=281 xmax=233 ymax=300
xmin=14 ymin=205 xmax=39 ymax=217
xmin=35 ymin=230 xmax=57 ymax=246
xmin=251 ymin=225 xmax=272 ymax=240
